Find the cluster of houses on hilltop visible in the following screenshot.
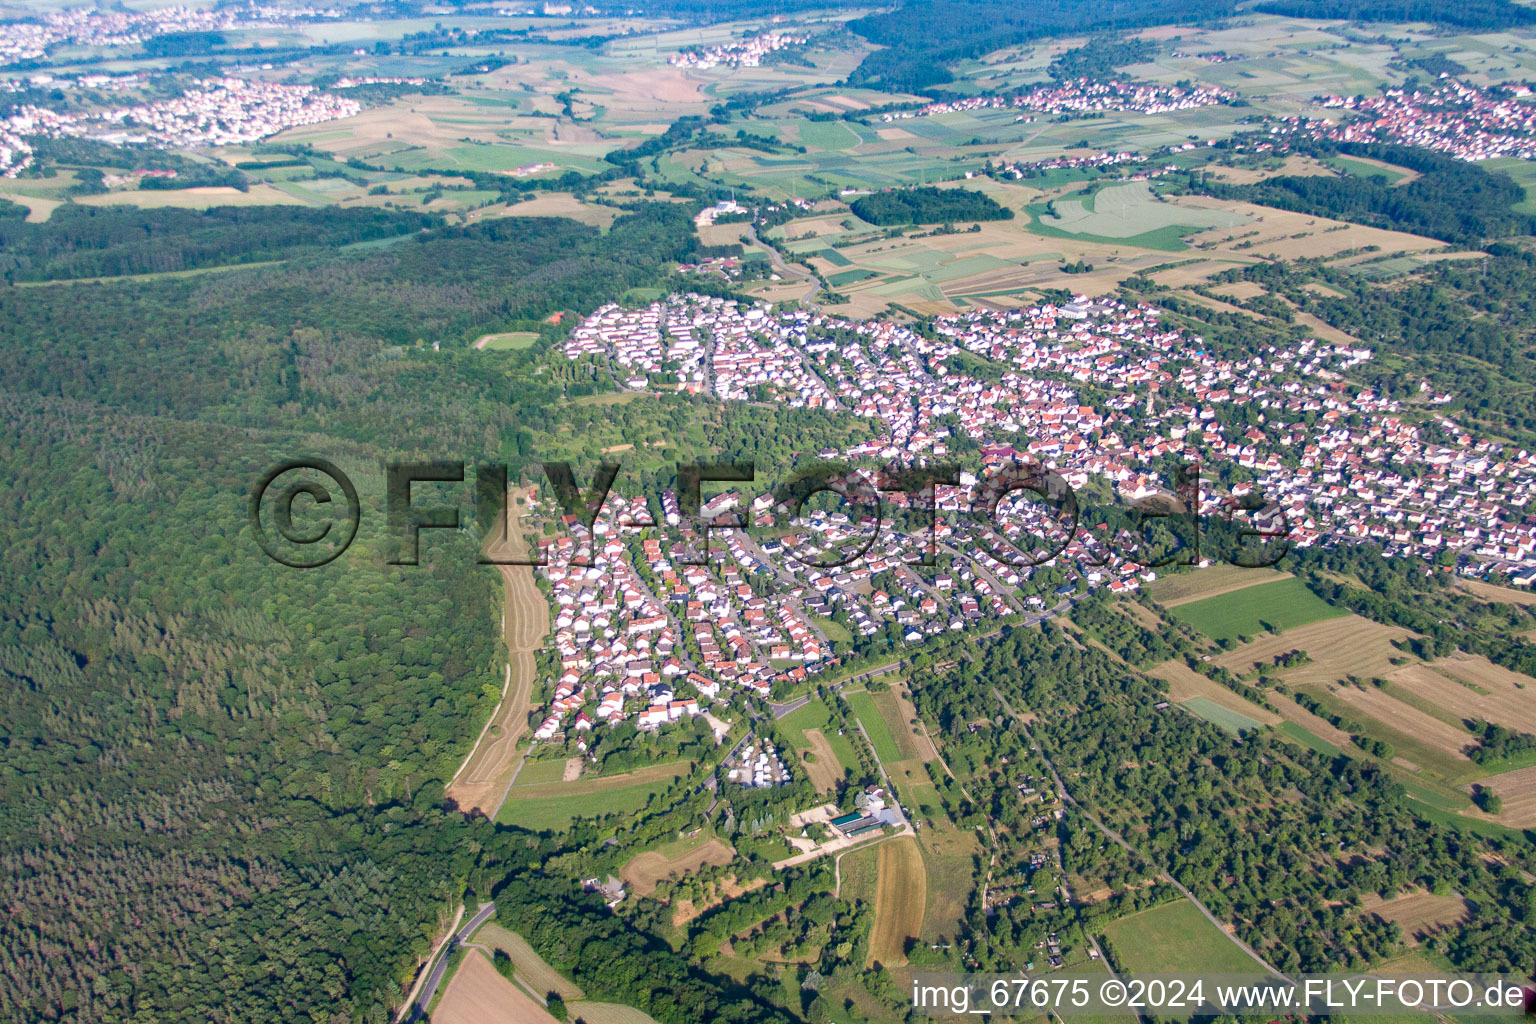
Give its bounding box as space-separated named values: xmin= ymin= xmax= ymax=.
xmin=668 ymin=31 xmax=808 ymax=70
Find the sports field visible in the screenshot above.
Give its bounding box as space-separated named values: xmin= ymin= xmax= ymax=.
xmin=1167 ymin=577 xmax=1345 ymax=642
xmin=1100 ymin=900 xmax=1265 ymax=975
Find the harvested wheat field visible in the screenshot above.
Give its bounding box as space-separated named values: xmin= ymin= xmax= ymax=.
xmin=565 ymin=1003 xmax=662 ymax=1024
xmin=1457 ymin=578 xmax=1536 ymax=607
xmin=1214 ymin=614 xmax=1413 ymax=683
xmin=800 ymin=728 xmax=844 ymax=792
xmin=500 ymin=193 xmax=617 ymax=229
xmin=621 ymin=838 xmax=734 ymax=897
xmin=469 ymin=923 xmax=584 ymax=1001
xmin=434 ymin=950 xmax=561 ymax=1024
xmin=1149 ymin=659 xmax=1282 ymax=725
xmin=1321 ymin=682 xmax=1474 ymax=762
xmin=867 ymin=836 xmax=926 ymax=968
xmin=1469 ymin=764 xmax=1536 ymax=827
xmin=1362 ymin=891 xmax=1471 ymax=945
xmin=1390 ymin=660 xmax=1536 ymax=735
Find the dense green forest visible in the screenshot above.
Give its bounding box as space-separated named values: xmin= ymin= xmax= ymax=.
xmin=0 ymin=204 xmax=438 ymax=282
xmin=845 ymin=0 xmax=1236 ymax=91
xmin=1047 ymin=37 xmax=1157 ymax=82
xmin=1252 ymin=0 xmax=1536 ymax=28
xmin=0 ymin=199 xmax=841 ymax=1023
xmin=1191 ymin=142 xmax=1536 ymax=245
xmin=849 ymin=186 xmax=1013 ymax=226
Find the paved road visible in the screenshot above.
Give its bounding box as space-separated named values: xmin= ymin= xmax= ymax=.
xmin=406 ymin=901 xmax=496 ymax=1022
xmin=746 ymin=224 xmax=821 ymax=311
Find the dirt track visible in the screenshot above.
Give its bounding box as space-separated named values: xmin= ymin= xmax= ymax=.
xmin=446 ymin=490 xmax=549 ymax=816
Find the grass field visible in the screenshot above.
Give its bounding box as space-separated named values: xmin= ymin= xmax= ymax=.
xmin=812 ymin=615 xmax=852 ymax=643
xmin=1167 ymin=577 xmax=1345 ymax=642
xmin=778 ymin=697 xmax=860 ymax=787
xmin=1146 ymin=566 xmax=1291 ymax=606
xmin=497 ymin=761 xmax=689 ymax=829
xmin=512 ymin=757 xmax=572 ymax=785
xmin=1180 ymin=696 xmax=1266 ymax=735
xmin=1031 ymin=182 xmax=1248 ymax=249
xmin=1100 ymin=900 xmax=1266 ymax=975
xmin=867 ymin=836 xmax=926 ymax=968
xmin=846 ymin=691 xmax=903 ymax=763
xmin=916 ymin=825 xmax=978 ymax=945
xmin=477 ymin=331 xmax=540 ymax=350
xmin=621 ymin=836 xmax=733 ymax=897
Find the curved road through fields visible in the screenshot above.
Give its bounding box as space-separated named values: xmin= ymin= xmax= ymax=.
xmin=745 ymin=225 xmax=821 ymax=311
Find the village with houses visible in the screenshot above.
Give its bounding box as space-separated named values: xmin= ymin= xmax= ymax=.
xmin=506 ymin=285 xmax=1536 ymax=760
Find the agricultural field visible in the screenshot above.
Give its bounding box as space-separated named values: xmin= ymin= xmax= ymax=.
xmin=1179 ymin=696 xmax=1267 ymax=735
xmin=1034 ymin=182 xmax=1249 ymax=247
xmin=1469 ymin=764 xmax=1536 ymax=827
xmin=565 ymin=1003 xmax=664 ymax=1024
xmin=1169 ymin=577 xmax=1346 ymax=643
xmin=1147 ymin=566 xmax=1292 ymax=606
xmin=846 ymin=691 xmax=903 ymax=764
xmin=466 ymin=923 xmax=586 ymax=1001
xmin=1099 ymin=900 xmax=1266 ymax=976
xmin=915 ymin=825 xmax=980 ymax=946
xmin=433 ymin=950 xmax=561 ymax=1024
xmin=1422 ymin=654 xmax=1536 ymax=733
xmin=1213 ymin=613 xmax=1413 ymax=682
xmin=867 ymin=836 xmax=926 ymax=967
